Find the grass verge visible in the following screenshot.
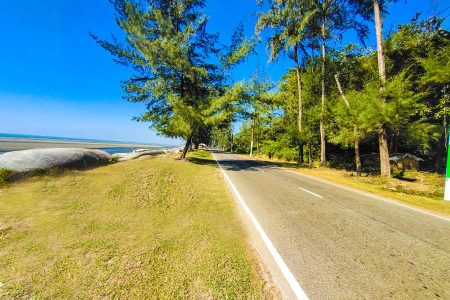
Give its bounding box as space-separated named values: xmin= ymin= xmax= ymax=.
xmin=0 ymin=150 xmax=272 ymax=299
xmin=241 ymin=154 xmax=450 ymax=217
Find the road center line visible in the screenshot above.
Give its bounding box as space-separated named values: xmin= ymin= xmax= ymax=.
xmin=298 ymin=187 xmax=324 ymax=199
xmin=284 ymin=169 xmax=450 ymax=222
xmin=211 ymin=152 xmax=309 ymax=300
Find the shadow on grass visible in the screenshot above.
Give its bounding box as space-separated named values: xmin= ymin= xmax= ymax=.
xmin=393 ymin=175 xmax=418 ymax=182
xmin=187 ymin=156 xmax=217 ymax=166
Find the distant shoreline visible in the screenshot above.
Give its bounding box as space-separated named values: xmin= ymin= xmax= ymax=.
xmin=0 ymin=138 xmax=163 ymax=153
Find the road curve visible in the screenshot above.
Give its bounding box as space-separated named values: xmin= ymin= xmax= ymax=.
xmin=212 ymin=151 xmax=450 ymax=299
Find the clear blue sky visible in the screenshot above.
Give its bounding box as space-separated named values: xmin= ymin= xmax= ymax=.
xmin=0 ymin=0 xmax=447 ymax=144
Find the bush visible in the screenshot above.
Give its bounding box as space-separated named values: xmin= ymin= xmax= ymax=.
xmin=0 ymin=168 xmax=15 ymax=186
xmin=109 ymin=156 xmax=120 ymax=164
xmin=191 ymin=149 xmax=211 ymax=159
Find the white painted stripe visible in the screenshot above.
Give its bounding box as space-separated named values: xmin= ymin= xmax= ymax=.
xmin=298 ymin=187 xmax=324 ymax=199
xmin=255 ymin=167 xmax=265 ymax=172
xmin=211 ymin=152 xmax=309 ymax=300
xmin=284 ymin=169 xmax=450 ymax=222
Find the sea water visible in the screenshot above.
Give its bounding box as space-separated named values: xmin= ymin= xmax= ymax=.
xmin=0 ymin=133 xmax=168 ymax=154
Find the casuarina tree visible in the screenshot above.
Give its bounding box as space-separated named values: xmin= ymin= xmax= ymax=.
xmin=92 ymin=0 xmax=252 ymax=159
xmin=256 ymin=0 xmax=317 ymax=163
xmin=348 ymin=0 xmax=399 ymax=176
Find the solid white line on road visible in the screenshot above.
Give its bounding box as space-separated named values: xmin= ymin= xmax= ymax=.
xmin=298 ymin=187 xmax=324 ymax=199
xmin=284 ymin=169 xmax=450 ymax=222
xmin=255 ymin=167 xmax=265 ymax=172
xmin=211 ymin=152 xmax=309 ymax=300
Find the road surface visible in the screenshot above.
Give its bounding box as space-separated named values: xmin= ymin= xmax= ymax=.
xmin=212 ymin=151 xmax=450 ymax=299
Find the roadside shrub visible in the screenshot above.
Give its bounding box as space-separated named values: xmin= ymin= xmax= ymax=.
xmin=191 ymin=150 xmax=211 ymax=159
xmin=109 ymin=156 xmax=120 ymax=164
xmin=274 ymin=147 xmax=298 ymax=161
xmin=0 ymin=168 xmax=15 ymax=186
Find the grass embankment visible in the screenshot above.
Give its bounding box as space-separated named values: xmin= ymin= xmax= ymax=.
xmin=0 ymin=151 xmax=272 ymax=298
xmin=243 ymin=154 xmax=450 ymax=217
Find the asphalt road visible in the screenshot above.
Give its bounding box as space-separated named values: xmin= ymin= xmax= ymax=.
xmin=212 ymin=151 xmax=450 ymax=299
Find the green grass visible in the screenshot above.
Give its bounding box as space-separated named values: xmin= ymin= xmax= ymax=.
xmin=0 ymin=151 xmax=271 ymax=299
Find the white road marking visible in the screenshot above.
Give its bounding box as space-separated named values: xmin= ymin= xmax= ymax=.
xmin=211 ymin=152 xmax=309 ymax=300
xmin=285 ymin=169 xmax=450 ymax=222
xmin=298 ymin=187 xmax=324 ymax=199
xmin=255 ymin=167 xmax=265 ymax=172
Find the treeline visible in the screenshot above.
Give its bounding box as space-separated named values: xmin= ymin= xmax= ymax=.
xmin=95 ymin=0 xmax=449 ymax=177
xmin=212 ymin=1 xmax=449 ymax=176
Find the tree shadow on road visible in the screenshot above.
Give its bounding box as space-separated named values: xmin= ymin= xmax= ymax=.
xmin=187 ymin=151 xmax=296 ymax=172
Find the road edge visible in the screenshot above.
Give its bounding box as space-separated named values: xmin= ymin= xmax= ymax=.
xmin=238 ymin=153 xmax=449 ymax=222
xmin=211 ymin=150 xmax=309 ymax=300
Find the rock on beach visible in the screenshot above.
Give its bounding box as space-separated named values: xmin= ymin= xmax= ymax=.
xmin=0 ymin=148 xmax=111 ymax=173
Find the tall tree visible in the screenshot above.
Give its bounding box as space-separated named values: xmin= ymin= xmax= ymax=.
xmin=373 ymin=0 xmax=391 ymax=176
xmin=93 ymin=0 xmax=252 ymax=159
xmin=256 ymin=0 xmax=316 ymax=163
xmin=309 ymin=0 xmax=368 ymax=165
xmin=349 ymin=0 xmax=399 ymax=176
xmin=334 ymin=73 xmax=363 ymax=175
xmin=319 ymin=0 xmax=328 ymax=165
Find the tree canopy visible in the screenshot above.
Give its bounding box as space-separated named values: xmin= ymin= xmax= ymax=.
xmin=97 ymin=0 xmax=449 ymax=174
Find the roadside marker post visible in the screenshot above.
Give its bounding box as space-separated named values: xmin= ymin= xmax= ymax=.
xmin=445 ymin=129 xmax=450 ymax=201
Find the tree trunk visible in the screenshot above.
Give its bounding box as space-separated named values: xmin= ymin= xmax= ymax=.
xmin=389 ymin=133 xmax=395 ymax=154
xmin=230 ymin=132 xmax=233 ymax=153
xmin=256 ymin=123 xmax=259 ymax=155
xmin=294 ymin=49 xmax=304 ymax=163
xmin=378 ymin=125 xmax=391 ymax=177
xmin=435 ymin=133 xmax=445 ymax=173
xmin=250 ymin=125 xmax=254 ymax=157
xmin=297 ymin=144 xmax=304 ymax=164
xmin=374 ymin=0 xmax=390 ymax=177
xmin=320 ymin=12 xmax=327 ymax=165
xmin=355 ymin=136 xmax=362 ymax=176
xmin=308 ymin=142 xmax=313 ymax=167
xmin=374 ymin=0 xmax=386 ymax=85
xmin=180 ymin=131 xmax=194 ymax=159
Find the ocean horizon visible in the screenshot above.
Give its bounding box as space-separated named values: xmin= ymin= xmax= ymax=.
xmin=0 ymin=132 xmax=177 ymax=147
xmin=0 ymin=133 xmax=182 ymax=154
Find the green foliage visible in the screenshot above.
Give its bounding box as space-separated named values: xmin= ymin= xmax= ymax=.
xmin=260 ymin=135 xmax=299 ymax=161
xmin=221 ymin=22 xmax=257 ymax=67
xmin=419 ymin=45 xmax=450 ymax=84
xmin=234 ymin=11 xmax=447 ymax=172
xmin=95 ymin=1 xmax=448 ymax=173
xmin=108 ymin=156 xmax=120 ymax=164
xmin=256 ymin=0 xmax=317 ymax=62
xmin=93 ymin=0 xmax=253 ymax=150
xmin=0 ymin=168 xmax=14 ymax=186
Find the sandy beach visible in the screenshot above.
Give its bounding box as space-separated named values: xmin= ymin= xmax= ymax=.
xmin=0 ymin=138 xmax=162 ymax=153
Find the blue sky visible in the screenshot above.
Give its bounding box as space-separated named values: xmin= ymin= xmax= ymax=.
xmin=0 ymin=0 xmax=447 ymax=144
